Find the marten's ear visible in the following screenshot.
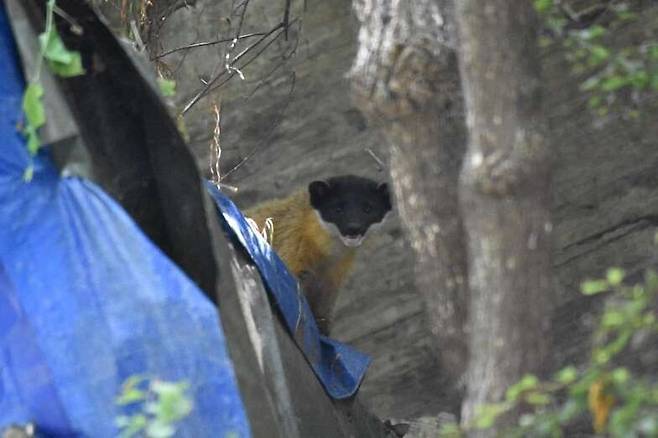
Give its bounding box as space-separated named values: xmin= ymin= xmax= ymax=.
xmin=309 ymin=180 xmax=331 ymax=207
xmin=377 ymin=182 xmax=392 ymax=211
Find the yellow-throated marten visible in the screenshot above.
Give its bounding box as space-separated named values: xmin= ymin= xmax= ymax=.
xmin=245 ymin=175 xmax=392 ymax=334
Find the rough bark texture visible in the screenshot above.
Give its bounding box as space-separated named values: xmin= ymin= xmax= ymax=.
xmin=456 ymin=0 xmax=553 ymax=431
xmin=349 ymin=0 xmax=469 ymax=406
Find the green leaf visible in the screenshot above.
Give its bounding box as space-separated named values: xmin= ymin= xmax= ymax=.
xmin=588 ymin=95 xmax=602 ymax=109
xmin=644 ymin=270 xmax=658 ymax=291
xmin=650 ymin=73 xmax=658 ymax=91
xmin=116 ymin=388 xmax=146 ymax=405
xmin=629 ymin=71 xmax=649 ymax=89
xmin=601 ymin=310 xmax=625 ymax=328
xmin=157 ymin=78 xmax=177 ymax=97
xmin=533 ymin=0 xmax=554 ymax=14
xmin=600 ymin=76 xmax=628 ymax=92
xmin=149 ymin=380 xmax=192 ymax=423
xmin=649 ymin=44 xmax=658 ymax=61
xmin=38 ymin=24 xmax=84 ymax=78
xmin=588 ymin=45 xmax=610 ymax=67
xmin=611 ymin=367 xmax=630 ymax=384
xmin=581 ymin=279 xmax=608 ymax=295
xmin=145 ymin=421 xmax=175 ymax=438
xmin=616 ymin=11 xmax=638 ymax=22
xmin=533 ymin=414 xmax=560 ymax=437
xmin=538 ymin=36 xmax=553 ymax=48
xmin=586 ymin=25 xmax=606 ymax=39
xmin=117 ymin=414 xmax=147 ymax=438
xmin=526 ymin=392 xmax=551 ymax=406
xmin=555 ymin=366 xmax=578 ymax=384
xmin=605 ymin=268 xmax=624 ymax=286
xmin=23 ymin=164 xmax=35 ymax=182
xmin=506 ymin=374 xmax=539 ymax=402
xmin=642 ymin=312 xmax=656 ymax=326
xmin=23 ymin=83 xmax=45 ymax=128
xmin=438 ymin=423 xmax=463 ymax=438
xmin=117 ymin=375 xmax=147 ymax=405
xmin=24 ymin=128 xmax=42 ymax=156
xmin=473 ymin=403 xmax=511 ymax=430
xmin=48 ymin=52 xmax=84 ymax=78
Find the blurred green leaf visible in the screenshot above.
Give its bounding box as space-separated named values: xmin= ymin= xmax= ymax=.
xmin=581 ymin=279 xmax=609 ymax=295
xmin=116 ymin=377 xmax=193 ymax=438
xmin=588 ymin=95 xmax=602 ymax=108
xmin=607 ymin=268 xmax=625 ymax=286
xmin=602 ymin=310 xmax=625 ymax=328
xmin=157 ymin=78 xmax=177 ymax=97
xmin=600 ymin=76 xmax=628 ymax=92
xmin=117 ymin=414 xmax=147 ymax=438
xmin=534 ymin=0 xmax=554 ymax=14
xmin=474 ymin=403 xmax=511 ymax=430
xmin=555 ymin=366 xmax=578 ymax=385
xmin=506 ymin=374 xmax=539 ymax=402
xmin=145 ymin=421 xmax=175 ymax=438
xmin=589 ymin=45 xmax=610 ymax=66
xmin=611 ymin=368 xmax=630 ymax=385
xmin=23 ymin=83 xmax=45 ymax=129
xmin=587 ymin=25 xmax=606 ymax=39
xmin=38 ymin=25 xmax=84 ymax=78
xmin=526 ymin=392 xmax=551 ymax=406
xmin=23 ymin=164 xmax=35 ymax=182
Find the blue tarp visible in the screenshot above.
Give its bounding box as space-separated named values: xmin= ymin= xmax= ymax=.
xmin=207 ymin=186 xmax=371 ymax=399
xmin=0 ymin=5 xmax=250 ymax=437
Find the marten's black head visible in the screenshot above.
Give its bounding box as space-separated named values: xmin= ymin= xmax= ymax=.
xmin=309 ymin=175 xmax=392 ymax=247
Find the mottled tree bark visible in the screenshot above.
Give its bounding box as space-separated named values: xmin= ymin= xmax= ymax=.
xmin=350 ymin=0 xmax=469 ymax=407
xmin=455 ymin=0 xmax=554 ymax=433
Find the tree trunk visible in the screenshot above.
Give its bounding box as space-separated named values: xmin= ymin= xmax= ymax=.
xmin=455 ymin=0 xmax=554 ymax=433
xmin=349 ymin=0 xmax=468 ymax=408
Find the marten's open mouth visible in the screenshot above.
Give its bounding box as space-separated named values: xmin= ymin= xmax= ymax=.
xmin=340 ymin=235 xmax=364 ymax=247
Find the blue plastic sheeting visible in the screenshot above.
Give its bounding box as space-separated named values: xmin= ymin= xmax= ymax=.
xmin=207 ymin=185 xmax=371 ymax=399
xmin=0 ymin=6 xmax=250 ymax=437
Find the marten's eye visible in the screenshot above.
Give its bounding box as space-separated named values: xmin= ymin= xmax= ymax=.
xmin=363 ymin=204 xmax=373 ymax=214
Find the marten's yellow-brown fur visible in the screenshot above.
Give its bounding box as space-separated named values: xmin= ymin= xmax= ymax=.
xmin=245 ymin=189 xmax=356 ymax=333
xmin=245 ymin=175 xmax=392 ymax=334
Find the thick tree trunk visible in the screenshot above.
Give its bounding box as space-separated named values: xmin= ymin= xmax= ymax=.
xmin=350 ymin=0 xmax=468 ymax=407
xmin=455 ymin=0 xmax=554 ymax=433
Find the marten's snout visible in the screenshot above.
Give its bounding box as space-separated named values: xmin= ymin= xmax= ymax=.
xmin=343 ymin=222 xmax=364 ymax=237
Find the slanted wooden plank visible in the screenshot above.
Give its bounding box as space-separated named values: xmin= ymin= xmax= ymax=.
xmin=224 ymin=242 xmax=392 ymax=437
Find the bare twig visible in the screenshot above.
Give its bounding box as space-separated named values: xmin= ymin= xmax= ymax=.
xmin=246 ymin=20 xmax=301 ymax=96
xmin=210 ymin=19 xmax=298 ymax=94
xmin=182 ymin=20 xmax=292 ymax=114
xmin=130 ymin=19 xmax=146 ymax=52
xmin=224 ymin=0 xmax=251 ymax=79
xmin=559 ymin=1 xmax=612 ymax=26
xmin=365 ymin=148 xmax=386 ymax=172
xmin=152 ymin=32 xmax=266 ymax=60
xmin=220 ymin=71 xmax=297 ymax=181
xmin=53 ymin=5 xmax=83 ymax=35
xmin=283 ymin=0 xmax=292 ymax=40
xmin=209 ymin=102 xmax=223 ymax=185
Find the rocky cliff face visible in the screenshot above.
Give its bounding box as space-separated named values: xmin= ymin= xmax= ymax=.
xmin=113 ymin=0 xmax=657 ymax=421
